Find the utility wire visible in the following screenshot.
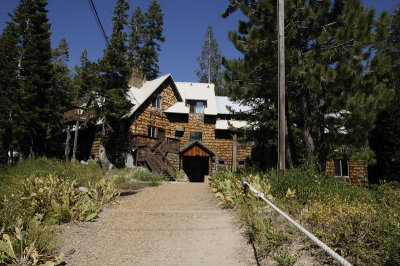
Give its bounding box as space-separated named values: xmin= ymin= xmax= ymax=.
xmin=88 ymin=0 xmax=109 ymax=46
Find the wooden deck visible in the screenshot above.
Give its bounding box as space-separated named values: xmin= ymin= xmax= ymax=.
xmin=63 ymin=108 xmax=88 ymax=123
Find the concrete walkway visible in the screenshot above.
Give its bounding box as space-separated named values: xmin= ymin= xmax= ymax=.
xmin=60 ymin=182 xmax=256 ymax=265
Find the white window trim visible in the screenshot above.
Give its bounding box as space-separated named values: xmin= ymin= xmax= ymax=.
xmin=153 ymin=95 xmax=162 ymax=109
xmin=334 ymin=159 xmax=349 ymax=178
xmin=148 ymin=126 xmax=157 ymax=138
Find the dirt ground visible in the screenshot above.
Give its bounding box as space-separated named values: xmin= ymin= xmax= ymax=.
xmin=59 ymin=182 xmax=257 ymax=265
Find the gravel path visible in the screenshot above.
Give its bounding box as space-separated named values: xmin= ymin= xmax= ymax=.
xmin=59 ymin=182 xmax=256 ymax=265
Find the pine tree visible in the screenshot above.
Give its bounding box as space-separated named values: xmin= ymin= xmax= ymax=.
xmin=97 ymin=0 xmax=132 ymax=126
xmin=7 ymin=0 xmax=55 ymax=156
xmin=222 ymin=0 xmax=391 ymax=167
xmin=141 ymin=0 xmax=165 ymax=80
xmin=128 ymin=6 xmax=146 ymax=69
xmin=0 ymin=22 xmax=22 ymax=162
xmin=196 ymin=25 xmax=222 ymax=87
xmin=52 ymin=38 xmax=73 ymax=128
xmin=73 ymin=48 xmax=100 ymax=102
xmin=369 ymin=8 xmax=400 ymax=182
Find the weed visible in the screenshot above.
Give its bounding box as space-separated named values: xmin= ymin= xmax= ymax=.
xmin=0 ymin=216 xmax=63 ymax=265
xmin=271 ymin=249 xmax=299 ymax=266
xmin=209 ymin=166 xmax=400 ymax=265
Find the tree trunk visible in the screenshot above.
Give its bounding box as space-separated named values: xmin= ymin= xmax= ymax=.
xmin=316 ymin=85 xmax=329 ymax=171
xmin=285 ymin=115 xmax=294 ymax=168
xmin=64 ymin=124 xmax=71 ymax=161
xmin=72 ymin=120 xmax=79 ymax=161
xmin=301 ymin=91 xmax=315 ymax=159
xmin=98 ymin=120 xmax=112 ymax=169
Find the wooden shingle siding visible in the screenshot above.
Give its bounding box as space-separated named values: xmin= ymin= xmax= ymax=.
xmin=128 ymin=78 xmax=262 ymax=174
xmin=326 ymin=159 xmax=369 ymax=186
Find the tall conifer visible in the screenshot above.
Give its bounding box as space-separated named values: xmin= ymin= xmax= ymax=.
xmin=369 ymin=8 xmax=400 ymax=182
xmin=52 ymin=38 xmax=73 ymax=127
xmin=9 ymin=0 xmax=54 ymax=156
xmin=128 ymin=6 xmax=146 ymax=69
xmin=141 ymin=0 xmax=165 ymax=80
xmin=196 ymin=25 xmax=223 ymax=93
xmin=0 ymin=22 xmax=22 ymax=162
xmin=222 ymin=0 xmax=391 ymax=167
xmin=97 ymin=0 xmax=132 ymax=127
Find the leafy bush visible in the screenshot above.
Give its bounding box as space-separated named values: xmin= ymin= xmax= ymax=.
xmin=209 ymin=166 xmax=400 ymax=265
xmin=20 ymin=174 xmax=102 ymax=223
xmin=0 ymin=216 xmax=63 ymax=265
xmin=0 ymin=158 xmax=117 ymax=265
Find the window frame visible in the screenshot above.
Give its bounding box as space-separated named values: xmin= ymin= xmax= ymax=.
xmin=189 ymin=100 xmax=205 ymax=114
xmin=218 ymin=160 xmax=225 ymax=171
xmin=190 ymin=131 xmax=202 ymax=142
xmin=334 ymin=159 xmax=349 ymax=178
xmin=152 ymin=95 xmax=162 ymax=109
xmin=147 ymin=126 xmax=157 ymax=138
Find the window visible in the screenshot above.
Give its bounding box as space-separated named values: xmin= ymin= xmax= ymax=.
xmin=190 ymin=132 xmax=202 ymax=141
xmin=211 ymin=158 xmax=215 ymax=170
xmin=239 ymin=160 xmax=245 ymax=166
xmin=152 ymin=95 xmax=162 ymax=109
xmin=148 ymin=126 xmax=156 ymax=138
xmin=189 ymin=101 xmax=204 ymax=114
xmin=218 ymin=160 xmax=225 ymax=171
xmin=334 ymin=159 xmax=349 ymax=177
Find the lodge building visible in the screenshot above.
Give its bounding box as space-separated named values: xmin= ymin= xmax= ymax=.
xmin=61 ymin=69 xmax=264 ymax=182
xmin=60 ymin=69 xmax=368 ymax=185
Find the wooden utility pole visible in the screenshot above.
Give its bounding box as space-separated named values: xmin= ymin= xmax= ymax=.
xmin=278 ymin=0 xmax=286 ymax=173
xmin=232 ymin=134 xmax=238 ymax=172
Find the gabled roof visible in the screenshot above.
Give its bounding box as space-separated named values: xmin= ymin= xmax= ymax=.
xmin=126 ymin=74 xmax=182 ymax=117
xmin=125 ymin=74 xmax=253 ymax=118
xmin=165 ymin=82 xmax=218 ymax=115
xmin=179 ymin=140 xmax=215 ymax=156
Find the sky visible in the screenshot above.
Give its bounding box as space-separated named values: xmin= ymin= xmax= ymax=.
xmin=0 ymin=0 xmax=398 ymax=82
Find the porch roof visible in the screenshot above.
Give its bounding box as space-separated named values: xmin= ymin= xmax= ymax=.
xmin=179 ymin=140 xmax=215 ymax=156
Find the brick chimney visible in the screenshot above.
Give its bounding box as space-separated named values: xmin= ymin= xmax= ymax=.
xmin=128 ymin=67 xmax=144 ymax=88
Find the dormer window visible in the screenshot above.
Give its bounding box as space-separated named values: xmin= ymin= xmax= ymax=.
xmin=152 ymin=95 xmax=162 ymax=109
xmin=189 ymin=101 xmax=205 ymax=114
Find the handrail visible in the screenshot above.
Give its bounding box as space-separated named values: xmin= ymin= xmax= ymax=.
xmin=241 ymin=179 xmax=352 ymax=266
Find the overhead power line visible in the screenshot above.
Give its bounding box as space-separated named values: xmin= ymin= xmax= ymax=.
xmin=88 ymin=0 xmax=109 ymax=46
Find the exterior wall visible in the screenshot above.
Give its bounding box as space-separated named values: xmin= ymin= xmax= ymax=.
xmin=130 ymin=81 xmax=180 ymax=137
xmin=326 ymin=159 xmax=369 ymax=186
xmin=90 ymin=138 xmax=102 ymax=159
xmin=129 ymin=79 xmax=259 ymax=172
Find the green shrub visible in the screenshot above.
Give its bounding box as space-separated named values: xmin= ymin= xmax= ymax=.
xmin=0 ymin=216 xmax=63 ymax=265
xmin=19 ymin=174 xmax=104 ymax=223
xmin=209 ymin=166 xmax=400 ymax=265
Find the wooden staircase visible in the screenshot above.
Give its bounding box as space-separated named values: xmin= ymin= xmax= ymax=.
xmin=135 ymin=137 xmax=179 ymax=180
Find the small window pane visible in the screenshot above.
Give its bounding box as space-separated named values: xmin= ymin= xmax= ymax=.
xmin=153 ymin=96 xmax=161 ymax=109
xmin=334 ymin=159 xmax=341 ymax=176
xmin=190 ymin=132 xmax=202 ymax=141
xmin=341 ymin=160 xmax=349 ymax=177
xmin=196 ymin=101 xmax=203 ymax=113
xmin=148 ymin=126 xmax=156 ymax=138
